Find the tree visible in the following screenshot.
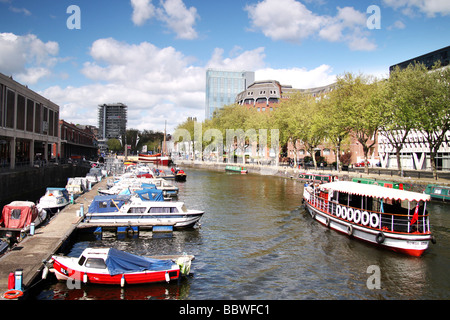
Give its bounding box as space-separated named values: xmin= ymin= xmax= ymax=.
xmin=413 ymin=62 xmax=450 ymax=179
xmin=336 ymin=73 xmax=383 ymax=173
xmin=106 ymin=138 xmax=122 ymax=152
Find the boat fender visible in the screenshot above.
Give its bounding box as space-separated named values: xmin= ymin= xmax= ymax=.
xmin=2 ymin=289 xmax=23 ymax=299
xmin=431 ymin=235 xmax=437 ymax=244
xmin=325 ymin=217 xmax=331 ymax=227
xmin=347 ymin=225 xmax=353 ymax=236
xmin=353 ymin=210 xmax=361 ymax=224
xmin=121 ymin=274 xmax=125 ymax=287
xmin=42 ymin=266 xmax=49 ymax=279
xmin=83 ymin=273 xmax=88 ymax=284
xmin=165 ymin=271 xmax=170 ymax=283
xmin=376 ymin=232 xmax=385 ymax=244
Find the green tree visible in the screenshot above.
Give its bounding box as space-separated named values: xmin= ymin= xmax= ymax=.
xmin=106 ymin=138 xmax=122 ymax=152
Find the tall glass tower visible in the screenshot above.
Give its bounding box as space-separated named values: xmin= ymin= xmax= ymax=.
xmin=205 ymin=69 xmax=255 ymax=119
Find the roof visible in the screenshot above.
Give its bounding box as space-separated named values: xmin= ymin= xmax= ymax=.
xmin=319 ymin=181 xmax=431 ymax=202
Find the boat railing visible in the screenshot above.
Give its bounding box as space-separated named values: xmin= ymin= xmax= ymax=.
xmin=305 ymin=188 xmax=431 ymax=235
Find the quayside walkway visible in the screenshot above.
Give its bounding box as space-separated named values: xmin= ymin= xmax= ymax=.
xmin=0 ymin=179 xmax=107 ymax=298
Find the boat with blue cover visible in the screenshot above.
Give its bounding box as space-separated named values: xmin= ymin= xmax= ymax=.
xmin=83 ymin=188 xmax=204 ymax=229
xmin=49 ymin=247 xmax=194 ymax=286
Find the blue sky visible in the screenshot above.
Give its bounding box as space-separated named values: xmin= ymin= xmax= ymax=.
xmin=0 ymin=0 xmax=449 ymax=133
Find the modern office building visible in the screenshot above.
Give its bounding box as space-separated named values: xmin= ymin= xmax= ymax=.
xmin=98 ymin=102 xmax=127 ymax=141
xmin=389 ymin=45 xmax=449 ymax=72
xmin=205 ymin=69 xmax=254 ymax=119
xmin=0 ymin=72 xmax=60 ymax=169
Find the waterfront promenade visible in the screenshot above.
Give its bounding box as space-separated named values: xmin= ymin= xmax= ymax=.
xmin=0 ymin=179 xmax=107 ymax=298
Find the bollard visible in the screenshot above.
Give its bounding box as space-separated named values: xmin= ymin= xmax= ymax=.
xmin=70 ymin=194 xmax=74 ymax=204
xmin=80 ymin=204 xmax=84 ymax=217
xmin=14 ymin=269 xmax=23 ymax=291
xmin=8 ymin=272 xmax=15 ymax=289
xmin=30 ymin=222 xmax=35 ymax=235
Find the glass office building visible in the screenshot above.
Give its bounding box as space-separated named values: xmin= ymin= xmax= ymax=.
xmin=205 ymin=69 xmax=254 ymax=119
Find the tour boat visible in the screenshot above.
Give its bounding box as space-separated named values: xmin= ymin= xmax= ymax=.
xmin=37 ymin=188 xmax=70 ymax=214
xmin=298 ymin=172 xmax=337 ymax=183
xmin=84 ymin=189 xmax=204 ymax=229
xmin=49 ymin=247 xmax=193 ymax=286
xmin=138 ymin=153 xmax=172 ymax=166
xmin=225 ymin=165 xmax=248 ymax=174
xmin=303 ymin=181 xmax=435 ymax=257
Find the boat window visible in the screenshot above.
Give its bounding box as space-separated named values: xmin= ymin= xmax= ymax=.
xmin=181 ymin=205 xmax=188 ymax=213
xmin=85 ymin=258 xmax=107 ymax=269
xmin=128 ymin=207 xmax=146 ymax=213
xmin=78 ymin=255 xmax=86 ymax=266
xmin=11 ymin=209 xmax=21 ymax=220
xmin=99 ymin=202 xmax=108 ymax=208
xmin=148 ymin=207 xmax=178 ymax=213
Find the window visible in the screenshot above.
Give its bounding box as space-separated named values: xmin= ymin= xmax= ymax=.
xmin=26 ymin=99 xmax=34 ymax=132
xmin=16 ymin=94 xmax=25 ymax=130
xmin=127 ymin=207 xmax=146 ymax=213
xmin=149 ymin=207 xmax=178 ymax=213
xmin=6 ymin=89 xmax=15 ymax=128
xmin=11 ymin=209 xmax=21 ymax=220
xmin=85 ymin=258 xmax=107 ymax=269
xmin=78 ymin=255 xmax=86 ymax=266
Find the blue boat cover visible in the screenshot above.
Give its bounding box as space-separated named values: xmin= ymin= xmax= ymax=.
xmin=105 ymin=248 xmax=174 ymax=275
xmin=134 ymin=188 xmax=164 ymax=201
xmin=87 ymin=195 xmax=130 ymax=213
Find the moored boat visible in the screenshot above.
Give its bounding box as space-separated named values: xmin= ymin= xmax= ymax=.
xmin=298 ymin=172 xmax=336 ymax=183
xmin=352 ymin=177 xmax=413 ymax=191
xmin=138 ymin=153 xmax=172 ymax=166
xmin=225 ymin=165 xmax=248 ymax=174
xmin=423 ymin=184 xmax=450 ymax=201
xmin=37 ymin=188 xmax=70 ymax=214
xmin=49 ymin=247 xmax=193 ymax=286
xmin=84 ymin=189 xmax=204 ymax=229
xmin=303 ymin=181 xmax=435 ymax=257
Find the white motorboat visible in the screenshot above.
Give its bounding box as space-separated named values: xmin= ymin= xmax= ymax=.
xmin=37 ymin=188 xmax=70 ymax=214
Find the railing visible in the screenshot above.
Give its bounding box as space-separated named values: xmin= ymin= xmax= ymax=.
xmin=305 ymin=189 xmax=431 ymax=235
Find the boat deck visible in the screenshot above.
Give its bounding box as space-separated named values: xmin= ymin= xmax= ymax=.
xmin=0 ymin=179 xmax=107 ymax=299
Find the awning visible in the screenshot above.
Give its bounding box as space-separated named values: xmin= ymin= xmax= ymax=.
xmin=319 ymin=181 xmax=430 ymax=202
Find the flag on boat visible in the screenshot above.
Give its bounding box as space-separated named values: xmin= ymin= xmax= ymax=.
xmin=410 ymin=202 xmax=419 ymax=225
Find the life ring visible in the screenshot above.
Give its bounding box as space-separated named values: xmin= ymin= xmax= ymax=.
xmin=347 ymin=208 xmax=354 ymax=222
xmin=361 ymin=211 xmax=370 ymax=226
xmin=2 ymin=290 xmax=23 ymax=299
xmin=336 ymin=205 xmax=342 ymax=218
xmin=341 ymin=207 xmax=348 ymax=220
xmin=376 ymin=232 xmax=385 ymax=244
xmin=347 ymin=225 xmax=353 ymax=236
xmin=370 ymin=213 xmax=380 ymax=228
xmin=353 ymin=210 xmax=361 ymax=224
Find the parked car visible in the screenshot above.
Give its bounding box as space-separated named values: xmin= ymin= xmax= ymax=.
xmin=354 ymin=161 xmax=367 ymax=167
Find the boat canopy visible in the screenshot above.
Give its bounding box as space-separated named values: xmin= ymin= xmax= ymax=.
xmin=319 ymin=181 xmax=431 ymax=202
xmin=134 ymin=188 xmax=164 ymax=201
xmin=0 ymin=201 xmax=38 ymax=229
xmin=88 ymin=195 xmax=131 ymax=213
xmin=105 ymin=248 xmax=174 ymax=276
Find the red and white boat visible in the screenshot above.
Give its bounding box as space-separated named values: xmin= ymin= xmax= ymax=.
xmin=138 ymin=153 xmax=171 ymax=166
xmin=303 ymin=181 xmax=435 ymax=257
xmin=49 ymin=248 xmax=193 ymax=286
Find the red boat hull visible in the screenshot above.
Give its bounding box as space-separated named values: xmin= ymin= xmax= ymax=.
xmin=52 ymin=259 xmax=180 ymax=285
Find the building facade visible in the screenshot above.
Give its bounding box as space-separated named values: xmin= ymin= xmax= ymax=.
xmin=58 ymin=120 xmax=98 ymax=160
xmin=0 ymin=73 xmax=59 ymax=169
xmin=205 ymin=69 xmax=254 ymax=120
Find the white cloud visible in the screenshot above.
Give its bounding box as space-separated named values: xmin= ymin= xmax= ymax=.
xmin=0 ymin=33 xmax=59 ymax=84
xmin=156 ymin=0 xmax=199 ymax=40
xmin=207 ymin=47 xmax=266 ymax=71
xmin=383 ymin=0 xmax=450 ymax=17
xmin=131 ymin=0 xmax=199 ymax=40
xmin=131 ymin=0 xmax=155 ymax=26
xmin=246 ymin=0 xmax=377 ymax=51
xmin=256 ymin=64 xmax=336 ymax=89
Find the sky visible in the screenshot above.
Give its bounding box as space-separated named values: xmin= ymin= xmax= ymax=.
xmin=0 ymin=0 xmax=449 ymax=134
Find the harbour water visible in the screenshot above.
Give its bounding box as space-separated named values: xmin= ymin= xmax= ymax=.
xmin=36 ymin=167 xmax=450 ymax=300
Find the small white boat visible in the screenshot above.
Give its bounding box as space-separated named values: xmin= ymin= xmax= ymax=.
xmin=49 ymin=247 xmax=193 ymax=286
xmin=37 ymin=188 xmax=70 ymax=214
xmin=65 ymin=177 xmax=88 ymax=198
xmin=84 ymin=189 xmax=204 ymax=229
